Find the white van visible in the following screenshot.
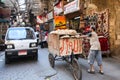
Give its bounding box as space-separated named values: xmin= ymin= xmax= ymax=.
xmin=5 ymin=27 xmax=38 ymax=64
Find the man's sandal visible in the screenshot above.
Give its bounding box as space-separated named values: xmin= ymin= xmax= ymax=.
xmin=99 ymin=70 xmax=104 ymax=75
xmin=87 ymin=69 xmax=95 ymax=74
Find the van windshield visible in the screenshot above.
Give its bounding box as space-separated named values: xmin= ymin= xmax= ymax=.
xmin=6 ymin=28 xmax=35 ymax=40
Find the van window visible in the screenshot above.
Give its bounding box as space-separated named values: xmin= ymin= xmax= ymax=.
xmin=6 ymin=28 xmax=35 ymax=40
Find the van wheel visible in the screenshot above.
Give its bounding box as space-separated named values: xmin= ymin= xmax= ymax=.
xmin=5 ymin=54 xmax=10 ymax=64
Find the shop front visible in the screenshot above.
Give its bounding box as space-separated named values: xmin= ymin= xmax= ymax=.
xmin=82 ymin=3 xmax=110 ymax=56
xmin=37 ymin=15 xmax=48 ymax=31
xmin=0 ymin=7 xmax=11 ymax=51
xmin=36 ymin=15 xmax=48 ymax=44
xmin=47 ymin=11 xmax=54 ymax=32
xmin=64 ymin=0 xmax=83 ymax=32
xmin=54 ymin=0 xmax=66 ymax=30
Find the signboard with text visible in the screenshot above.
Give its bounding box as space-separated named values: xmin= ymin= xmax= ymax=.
xmin=37 ymin=15 xmax=48 ymax=24
xmin=37 ymin=16 xmax=43 ymax=24
xmin=47 ymin=11 xmax=53 ymax=20
xmin=64 ymin=0 xmax=80 ymax=15
xmin=54 ymin=1 xmax=63 ymax=16
xmin=48 ymin=34 xmax=83 ymax=56
xmin=54 ymin=16 xmax=66 ymax=29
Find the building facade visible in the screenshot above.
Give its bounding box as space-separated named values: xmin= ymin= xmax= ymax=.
xmin=84 ymin=0 xmax=120 ymax=57
xmin=35 ymin=0 xmax=120 ymax=57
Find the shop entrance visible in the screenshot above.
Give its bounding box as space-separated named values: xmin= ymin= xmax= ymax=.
xmin=68 ymin=17 xmax=80 ymax=32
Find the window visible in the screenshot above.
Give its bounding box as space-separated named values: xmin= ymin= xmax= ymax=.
xmin=7 ymin=28 xmax=35 ymax=40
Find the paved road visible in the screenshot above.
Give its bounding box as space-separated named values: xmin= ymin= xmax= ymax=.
xmin=79 ymin=57 xmax=120 ymax=80
xmin=0 ymin=47 xmax=120 ymax=80
xmin=0 ymin=48 xmax=74 ymax=80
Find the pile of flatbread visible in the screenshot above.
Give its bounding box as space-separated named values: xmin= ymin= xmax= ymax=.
xmin=50 ymin=29 xmax=77 ymax=35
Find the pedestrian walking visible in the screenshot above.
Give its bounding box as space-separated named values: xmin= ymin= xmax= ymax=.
xmin=87 ymin=26 xmax=104 ymax=74
xmin=41 ymin=31 xmax=48 ymax=48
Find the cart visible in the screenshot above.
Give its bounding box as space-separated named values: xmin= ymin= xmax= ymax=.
xmin=48 ymin=30 xmax=83 ymax=80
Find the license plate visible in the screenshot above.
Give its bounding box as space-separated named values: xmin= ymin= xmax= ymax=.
xmin=18 ymin=50 xmax=27 ymax=56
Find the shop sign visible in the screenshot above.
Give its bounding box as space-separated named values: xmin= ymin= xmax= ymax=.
xmin=54 ymin=1 xmax=63 ymax=16
xmin=64 ymin=0 xmax=80 ymax=15
xmin=47 ymin=11 xmax=53 ymax=20
xmin=54 ymin=16 xmax=66 ymax=29
xmin=37 ymin=16 xmax=43 ymax=24
xmin=43 ymin=15 xmax=48 ymax=23
xmin=37 ymin=15 xmax=48 ymax=24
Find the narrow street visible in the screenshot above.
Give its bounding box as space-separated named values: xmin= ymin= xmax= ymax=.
xmin=0 ymin=0 xmax=120 ymax=80
xmin=0 ymin=47 xmax=120 ymax=80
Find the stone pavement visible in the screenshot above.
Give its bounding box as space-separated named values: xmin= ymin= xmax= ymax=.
xmin=78 ymin=57 xmax=120 ymax=80
xmin=0 ymin=48 xmax=120 ymax=80
xmin=39 ymin=48 xmax=120 ymax=80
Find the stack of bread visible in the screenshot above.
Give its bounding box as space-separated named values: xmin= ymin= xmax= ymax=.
xmin=50 ymin=29 xmax=77 ymax=35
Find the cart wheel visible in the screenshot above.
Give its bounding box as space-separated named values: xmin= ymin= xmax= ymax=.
xmin=71 ymin=58 xmax=82 ymax=80
xmin=49 ymin=53 xmax=55 ymax=68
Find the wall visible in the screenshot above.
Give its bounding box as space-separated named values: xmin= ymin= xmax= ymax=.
xmin=48 ymin=0 xmax=54 ymax=11
xmin=91 ymin=0 xmax=120 ymax=56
